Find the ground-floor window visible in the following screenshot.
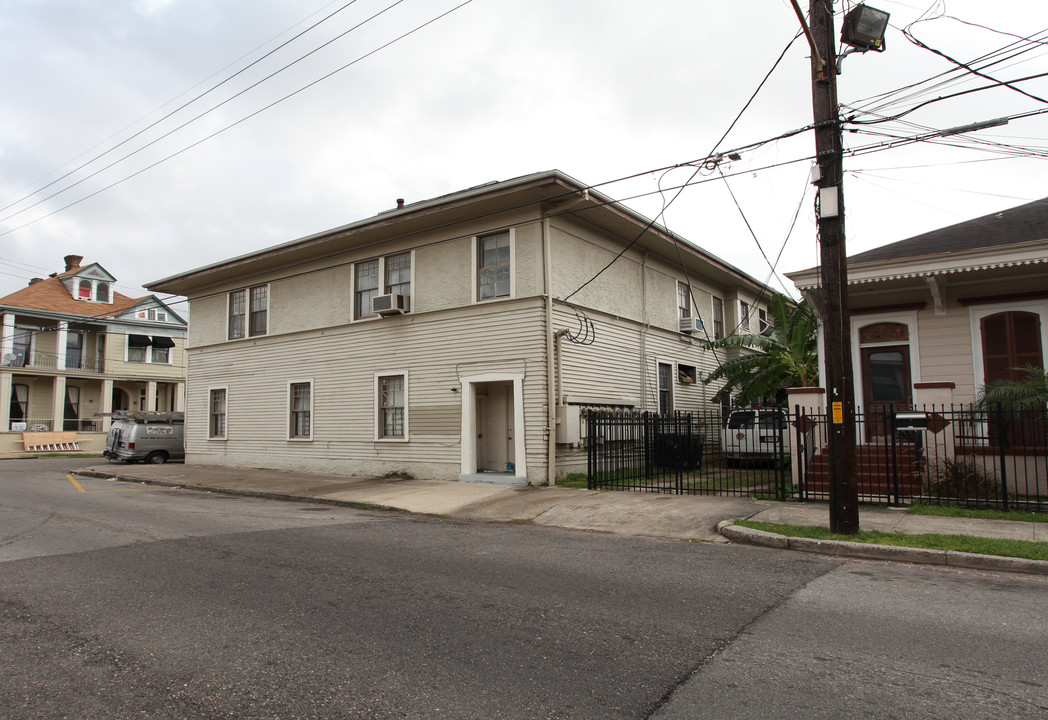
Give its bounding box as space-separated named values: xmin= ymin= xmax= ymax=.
xmin=63 ymin=386 xmax=80 ymax=431
xmin=209 ymin=388 xmax=227 ymax=439
xmin=10 ymin=383 xmax=28 ymax=424
xmin=289 ymin=381 xmax=312 ymax=440
xmin=378 ymin=374 xmax=406 ymax=439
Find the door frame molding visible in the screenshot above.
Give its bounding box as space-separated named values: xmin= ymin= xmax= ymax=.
xmin=459 ymin=371 xmax=526 ymax=479
xmin=850 ymin=309 xmax=920 ymax=413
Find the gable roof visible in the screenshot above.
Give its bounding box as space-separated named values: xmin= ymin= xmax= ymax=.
xmin=848 ymin=196 xmax=1048 ymax=264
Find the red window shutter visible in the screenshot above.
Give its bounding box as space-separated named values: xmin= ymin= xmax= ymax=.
xmin=1011 ymin=312 xmax=1043 ymax=376
xmin=981 ymin=313 xmax=1011 ymax=383
xmin=982 ymin=311 xmax=1044 ymax=382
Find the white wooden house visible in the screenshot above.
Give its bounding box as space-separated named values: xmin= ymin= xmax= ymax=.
xmin=148 ymin=171 xmax=776 ymax=484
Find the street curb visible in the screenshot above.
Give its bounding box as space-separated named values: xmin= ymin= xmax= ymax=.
xmin=74 ymin=470 xmax=406 ymax=514
xmin=716 ymin=520 xmax=1048 ymax=576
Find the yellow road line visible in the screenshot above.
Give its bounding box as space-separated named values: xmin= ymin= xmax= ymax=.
xmin=66 ymin=474 xmax=170 ymax=493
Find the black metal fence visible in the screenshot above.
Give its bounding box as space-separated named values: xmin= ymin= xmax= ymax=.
xmin=584 ymin=409 xmax=791 ymax=500
xmin=585 ymin=404 xmax=1047 ymax=512
xmin=795 ymin=403 xmax=1047 ymax=512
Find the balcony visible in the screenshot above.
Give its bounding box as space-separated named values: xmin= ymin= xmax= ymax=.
xmin=3 ymin=351 xmax=105 ymax=374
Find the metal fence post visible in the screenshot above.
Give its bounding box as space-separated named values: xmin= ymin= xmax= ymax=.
xmin=996 ymin=402 xmax=1010 ymax=511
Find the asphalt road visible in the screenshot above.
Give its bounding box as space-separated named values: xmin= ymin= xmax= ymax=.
xmin=3 ymin=459 xmax=1048 ymax=719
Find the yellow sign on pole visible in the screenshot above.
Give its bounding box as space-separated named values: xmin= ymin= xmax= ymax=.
xmin=832 ymin=401 xmax=844 ymax=424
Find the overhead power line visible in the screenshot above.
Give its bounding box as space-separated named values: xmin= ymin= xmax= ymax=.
xmin=0 ymin=1 xmax=473 ymax=238
xmin=0 ymin=0 xmax=368 ymax=217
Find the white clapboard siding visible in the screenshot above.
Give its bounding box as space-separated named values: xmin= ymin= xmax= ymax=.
xmin=555 ymin=306 xmax=721 ymax=413
xmin=185 ymin=300 xmax=549 ymax=479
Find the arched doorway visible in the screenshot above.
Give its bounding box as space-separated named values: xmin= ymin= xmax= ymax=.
xmin=859 ymin=322 xmax=912 ymax=440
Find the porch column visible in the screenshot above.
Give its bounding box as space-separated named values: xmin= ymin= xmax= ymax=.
xmin=101 ymin=378 xmax=114 ymax=432
xmin=1 ymin=313 xmax=13 ymax=357
xmin=174 ymin=382 xmax=186 ymax=412
xmin=0 ymin=372 xmax=11 ymax=431
xmin=146 ymin=381 xmax=157 ymax=413
xmin=56 ymin=322 xmax=68 ymax=370
xmin=52 ymin=376 xmax=67 ymax=432
xmin=786 ymin=387 xmax=827 ymax=493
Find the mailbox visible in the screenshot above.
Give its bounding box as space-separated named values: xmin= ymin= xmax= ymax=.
xmin=893 ymin=411 xmax=928 ymax=431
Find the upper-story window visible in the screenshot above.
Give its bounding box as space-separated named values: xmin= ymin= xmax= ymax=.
xmin=712 ymin=297 xmax=725 ymax=339
xmin=758 ymin=307 xmax=769 ymax=333
xmin=739 ymin=301 xmax=751 ymax=332
xmin=355 ymin=261 xmax=379 ymax=320
xmin=12 ymin=326 xmax=33 ymax=367
xmin=354 ymin=253 xmax=413 ymax=320
xmin=136 ymin=308 xmax=169 ymax=322
xmin=151 ymin=337 xmax=174 ymax=364
xmin=228 ymin=285 xmax=268 ymax=339
xmin=677 ymin=283 xmax=691 ymax=319
xmin=127 ymin=335 xmax=174 ymax=363
xmin=477 ymin=231 xmax=511 ymax=301
xmin=386 ymin=253 xmax=411 ymax=304
xmin=78 ymin=280 xmax=91 ymax=299
xmin=96 ymin=283 xmax=110 ymax=302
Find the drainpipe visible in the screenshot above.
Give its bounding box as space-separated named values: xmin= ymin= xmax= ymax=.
xmin=543 ymin=216 xmax=557 ymax=486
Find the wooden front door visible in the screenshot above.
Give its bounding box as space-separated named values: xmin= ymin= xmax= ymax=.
xmin=861 ymin=345 xmax=912 ymax=440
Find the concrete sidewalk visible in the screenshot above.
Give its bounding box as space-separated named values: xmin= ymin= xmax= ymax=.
xmin=71 ymin=461 xmax=1048 ymax=574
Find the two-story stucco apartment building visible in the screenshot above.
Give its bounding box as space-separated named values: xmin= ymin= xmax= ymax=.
xmin=147 ymin=171 xmax=775 ymax=485
xmin=1 ymin=255 xmax=187 ymax=453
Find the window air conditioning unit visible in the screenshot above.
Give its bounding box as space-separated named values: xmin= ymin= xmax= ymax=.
xmin=372 ymin=293 xmax=410 ymax=316
xmin=679 ymin=317 xmax=703 ymax=334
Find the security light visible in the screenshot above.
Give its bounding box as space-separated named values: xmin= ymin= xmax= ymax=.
xmin=840 ymin=4 xmax=889 ymax=52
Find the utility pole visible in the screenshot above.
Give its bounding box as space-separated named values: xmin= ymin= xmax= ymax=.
xmin=808 ymin=0 xmax=859 ymax=534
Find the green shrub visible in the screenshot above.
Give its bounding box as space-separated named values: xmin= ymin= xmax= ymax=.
xmin=925 ymin=457 xmax=998 ymax=499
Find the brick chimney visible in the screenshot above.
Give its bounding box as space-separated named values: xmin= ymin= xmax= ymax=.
xmin=64 ymin=254 xmax=83 ymax=272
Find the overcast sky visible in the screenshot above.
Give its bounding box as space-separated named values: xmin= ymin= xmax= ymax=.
xmin=2 ymin=0 xmax=1045 ymax=312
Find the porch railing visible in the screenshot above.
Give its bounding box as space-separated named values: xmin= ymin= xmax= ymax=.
xmin=6 ymin=351 xmax=105 ymax=373
xmin=9 ymin=418 xmax=105 ymax=433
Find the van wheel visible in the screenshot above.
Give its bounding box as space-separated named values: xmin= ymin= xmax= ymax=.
xmin=145 ymin=451 xmax=168 ymax=465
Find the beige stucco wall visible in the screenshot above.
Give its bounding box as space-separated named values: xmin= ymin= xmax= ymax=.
xmin=270 ymin=264 xmax=353 ymax=336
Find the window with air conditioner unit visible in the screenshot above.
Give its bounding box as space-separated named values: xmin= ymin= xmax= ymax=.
xmin=679 ymin=317 xmax=703 ymax=334
xmin=355 ymin=252 xmax=412 ymax=319
xmin=371 ymin=293 xmax=410 ymax=316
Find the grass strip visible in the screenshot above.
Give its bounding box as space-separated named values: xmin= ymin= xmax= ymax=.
xmin=907 ymin=502 xmax=1048 ymax=524
xmin=734 ymin=520 xmax=1048 ymax=562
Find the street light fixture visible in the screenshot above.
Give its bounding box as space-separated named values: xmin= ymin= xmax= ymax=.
xmin=841 ymin=4 xmax=890 ymax=52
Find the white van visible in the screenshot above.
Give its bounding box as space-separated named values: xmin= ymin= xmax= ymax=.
xmin=720 ymin=407 xmax=791 ymax=466
xmin=104 ymin=411 xmax=185 ymax=464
